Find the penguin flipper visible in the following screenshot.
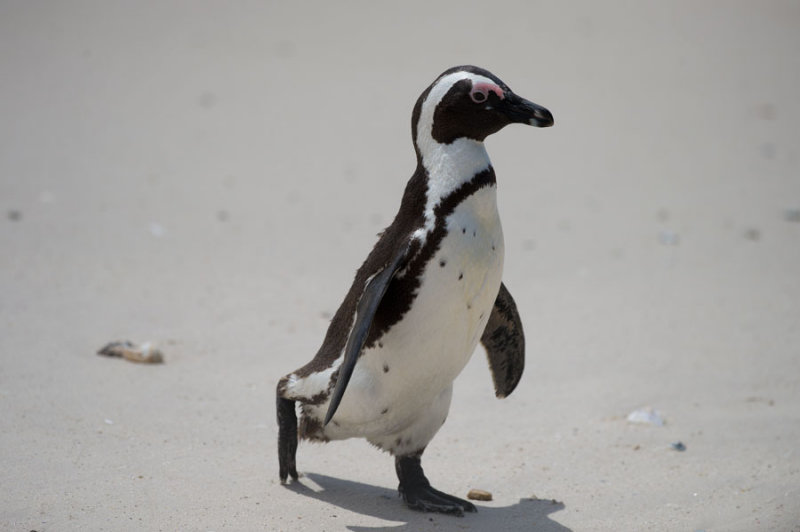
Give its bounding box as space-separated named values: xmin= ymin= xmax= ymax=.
xmin=480 ymin=282 xmax=525 ymax=398
xmin=323 ymin=244 xmax=410 ymax=425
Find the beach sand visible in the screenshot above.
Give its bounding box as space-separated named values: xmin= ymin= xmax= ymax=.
xmin=1 ymin=2 xmax=799 ymax=530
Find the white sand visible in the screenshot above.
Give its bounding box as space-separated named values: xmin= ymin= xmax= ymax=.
xmin=2 ymin=2 xmax=799 ymax=530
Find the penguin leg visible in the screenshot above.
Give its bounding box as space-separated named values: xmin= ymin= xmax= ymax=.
xmin=276 ymin=383 xmax=299 ymax=482
xmin=395 ymin=451 xmax=477 ymax=516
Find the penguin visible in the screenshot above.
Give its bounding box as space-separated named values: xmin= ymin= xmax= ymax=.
xmin=276 ymin=65 xmax=553 ymax=515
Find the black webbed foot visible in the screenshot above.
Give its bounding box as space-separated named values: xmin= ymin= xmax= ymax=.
xmin=395 ymin=453 xmax=477 ymax=516
xmin=277 ymin=394 xmax=299 ymax=482
xmin=400 ymin=483 xmax=477 ymax=515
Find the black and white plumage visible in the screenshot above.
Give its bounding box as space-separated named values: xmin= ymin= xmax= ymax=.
xmin=276 ymin=65 xmax=553 ymax=515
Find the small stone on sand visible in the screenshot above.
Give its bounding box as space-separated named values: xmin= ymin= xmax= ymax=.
xmin=97 ymin=341 xmax=164 ymax=364
xmin=670 ymin=441 xmax=687 ymax=452
xmin=467 ymin=489 xmax=492 ymax=501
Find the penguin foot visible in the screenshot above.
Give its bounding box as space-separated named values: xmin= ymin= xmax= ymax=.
xmin=277 ymin=394 xmax=299 ymax=482
xmin=399 ymin=483 xmax=477 ymax=516
xmin=395 ymin=453 xmax=476 ymax=516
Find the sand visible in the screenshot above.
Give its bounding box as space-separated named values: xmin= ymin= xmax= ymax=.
xmin=1 ymin=1 xmax=799 ymax=530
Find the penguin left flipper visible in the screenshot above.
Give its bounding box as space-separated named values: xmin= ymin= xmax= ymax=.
xmin=324 ymin=244 xmax=410 ymax=425
xmin=480 ymin=282 xmax=525 ymax=398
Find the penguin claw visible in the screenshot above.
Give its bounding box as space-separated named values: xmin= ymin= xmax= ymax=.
xmin=279 ymin=465 xmax=299 ymax=484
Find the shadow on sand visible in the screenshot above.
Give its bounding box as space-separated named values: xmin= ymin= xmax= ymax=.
xmin=285 ymin=473 xmax=571 ymax=532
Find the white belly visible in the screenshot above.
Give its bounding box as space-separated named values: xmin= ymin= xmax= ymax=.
xmin=328 ymin=186 xmax=504 ymax=439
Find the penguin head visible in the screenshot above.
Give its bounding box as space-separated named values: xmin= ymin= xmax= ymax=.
xmin=412 ymin=66 xmax=553 ymax=150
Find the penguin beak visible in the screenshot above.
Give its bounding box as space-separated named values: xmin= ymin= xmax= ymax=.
xmin=502 ymin=92 xmax=554 ymax=128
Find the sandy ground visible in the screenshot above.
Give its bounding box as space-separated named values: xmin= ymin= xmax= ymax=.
xmin=2 ymin=1 xmax=799 ymax=530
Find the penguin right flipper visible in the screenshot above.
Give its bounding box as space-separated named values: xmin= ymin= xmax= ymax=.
xmin=323 ymin=243 xmax=410 ymax=426
xmin=480 ymin=282 xmax=525 ymax=398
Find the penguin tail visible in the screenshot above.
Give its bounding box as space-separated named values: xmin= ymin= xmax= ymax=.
xmin=276 ymin=378 xmax=299 ymax=482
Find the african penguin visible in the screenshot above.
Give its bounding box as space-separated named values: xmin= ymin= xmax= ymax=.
xmin=277 ymin=65 xmax=553 ymax=515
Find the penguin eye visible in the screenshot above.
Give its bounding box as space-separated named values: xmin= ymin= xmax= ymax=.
xmin=470 ymin=89 xmax=488 ymax=104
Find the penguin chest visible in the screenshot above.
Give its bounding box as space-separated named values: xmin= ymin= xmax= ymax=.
xmin=412 ymin=185 xmax=506 ymax=366
xmin=333 ymin=186 xmax=504 ymax=434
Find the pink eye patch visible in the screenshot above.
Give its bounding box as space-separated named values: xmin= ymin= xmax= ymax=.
xmin=470 ymin=81 xmax=505 ymax=103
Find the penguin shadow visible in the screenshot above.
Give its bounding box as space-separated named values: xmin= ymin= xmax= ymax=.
xmin=285 ymin=473 xmax=571 ymax=532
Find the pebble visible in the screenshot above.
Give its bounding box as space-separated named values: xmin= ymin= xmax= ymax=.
xmin=658 ymin=230 xmax=680 ymax=246
xmin=627 ymin=407 xmax=665 ymax=427
xmin=670 ymin=441 xmax=687 ymax=452
xmin=467 ymin=489 xmax=492 ymax=501
xmin=784 ymin=209 xmax=800 ymax=223
xmin=97 ymin=341 xmax=164 ymax=364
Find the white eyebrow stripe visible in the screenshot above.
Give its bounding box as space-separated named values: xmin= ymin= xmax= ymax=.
xmin=415 ymin=72 xmax=498 ymax=147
